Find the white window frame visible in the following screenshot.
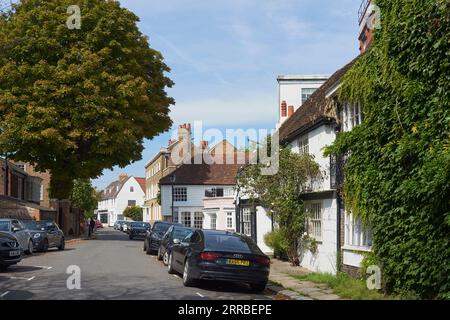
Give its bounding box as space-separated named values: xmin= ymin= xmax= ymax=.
xmin=173 ymin=187 xmax=187 ymax=202
xmin=306 ymin=202 xmax=322 ymax=241
xmin=181 ymin=212 xmax=191 ymax=227
xmin=301 ymin=88 xmax=316 ymax=105
xmin=242 ymin=208 xmax=252 ymax=236
xmin=194 ymin=212 xmax=204 ymax=229
xmin=344 ymin=211 xmax=372 ymax=250
xmin=210 ymin=213 xmax=217 ymax=230
xmin=226 ymin=212 xmax=234 ymax=229
xmin=298 ymin=135 xmax=309 ymax=155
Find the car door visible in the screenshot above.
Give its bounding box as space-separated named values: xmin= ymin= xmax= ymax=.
xmin=173 ymin=231 xmax=193 ymax=271
xmin=11 ymin=220 xmax=26 ymax=249
xmin=46 ymin=223 xmax=57 ymax=246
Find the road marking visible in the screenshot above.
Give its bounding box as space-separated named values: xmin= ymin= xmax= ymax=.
xmin=173 ymin=275 xmax=180 ymax=279
xmin=196 ymin=292 xmax=205 ymax=298
xmin=0 ymin=291 xmax=10 ymax=298
xmin=35 ymin=266 xmax=53 ymax=270
xmin=8 ymin=275 xmax=35 ymax=281
xmin=27 ymin=276 xmax=35 ymax=281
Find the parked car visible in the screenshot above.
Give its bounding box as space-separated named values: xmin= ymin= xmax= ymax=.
xmin=129 ymin=222 xmax=151 ymax=240
xmin=168 ymin=230 xmax=270 ymax=292
xmin=0 ymin=231 xmax=22 ymax=271
xmin=95 ymin=220 xmax=103 ymax=229
xmin=0 ymin=219 xmax=33 ymax=255
xmin=144 ymin=221 xmax=182 ymax=255
xmin=21 ymin=220 xmax=65 ymax=252
xmin=122 ymin=221 xmax=132 ymax=233
xmin=157 ymin=225 xmax=194 ymax=265
xmin=114 ymin=220 xmax=125 ymax=230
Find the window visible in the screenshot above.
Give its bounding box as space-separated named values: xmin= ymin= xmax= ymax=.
xmin=298 ymin=136 xmax=309 ymax=155
xmin=128 ymin=200 xmax=136 ymax=207
xmin=226 ymin=212 xmax=234 ymax=229
xmin=205 ymin=188 xmax=224 ymax=198
xmin=181 ymin=212 xmax=191 ymax=227
xmin=342 ymin=102 xmax=363 ymax=132
xmin=345 ymin=211 xmax=372 ymax=248
xmin=301 ymin=88 xmax=316 ymax=105
xmin=306 ymin=202 xmax=322 ymax=240
xmin=173 ymin=187 xmax=187 ymax=202
xmin=210 ymin=214 xmax=217 ymax=230
xmin=130 ymin=186 xmax=134 ymax=192
xmin=194 ymin=212 xmax=203 ymax=229
xmin=242 ymin=208 xmax=252 ymax=236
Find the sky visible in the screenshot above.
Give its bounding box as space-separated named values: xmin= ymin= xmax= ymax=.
xmin=92 ymin=0 xmax=361 ymax=190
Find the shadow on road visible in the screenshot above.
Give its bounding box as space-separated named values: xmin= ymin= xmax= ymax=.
xmin=1 ymin=265 xmax=45 ymax=273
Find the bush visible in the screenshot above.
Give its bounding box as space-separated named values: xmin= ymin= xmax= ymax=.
xmin=123 ymin=206 xmax=143 ymax=222
xmin=264 ymin=230 xmax=287 ymax=253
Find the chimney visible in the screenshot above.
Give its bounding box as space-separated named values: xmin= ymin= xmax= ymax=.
xmin=281 ymin=101 xmax=287 ymax=117
xmin=288 ymin=105 xmax=294 ymax=117
xmin=119 ymin=173 xmax=128 ymax=182
xmin=178 ymin=123 xmax=192 ymax=141
xmin=200 ymin=140 xmax=209 ymax=150
xmin=358 ymin=0 xmax=377 ymax=53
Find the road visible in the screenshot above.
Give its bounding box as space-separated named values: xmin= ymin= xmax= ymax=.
xmin=0 ymin=228 xmax=275 ymax=300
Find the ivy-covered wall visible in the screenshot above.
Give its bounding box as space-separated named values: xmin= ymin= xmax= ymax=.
xmin=326 ymin=0 xmax=449 ymax=299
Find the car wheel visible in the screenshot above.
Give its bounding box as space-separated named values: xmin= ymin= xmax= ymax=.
xmin=42 ymin=239 xmax=49 ymax=252
xmin=163 ymin=251 xmax=169 ymax=266
xmin=182 ymin=260 xmax=196 ymax=287
xmin=26 ymin=240 xmax=33 ymax=255
xmin=143 ymin=240 xmax=147 ymax=252
xmin=249 ymin=282 xmax=267 ymax=292
xmin=129 ymin=235 xmax=133 ymax=240
xmin=157 ymin=248 xmax=163 ymax=261
xmin=58 ymin=238 xmax=65 ymax=251
xmin=167 ymin=253 xmax=175 ymax=274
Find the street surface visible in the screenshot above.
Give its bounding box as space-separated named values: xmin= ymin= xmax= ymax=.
xmin=0 ymin=228 xmax=275 ymax=300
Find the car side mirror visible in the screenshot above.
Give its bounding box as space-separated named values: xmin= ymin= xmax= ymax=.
xmin=173 ymin=239 xmax=181 ymax=245
xmin=12 ymin=227 xmax=20 ymax=232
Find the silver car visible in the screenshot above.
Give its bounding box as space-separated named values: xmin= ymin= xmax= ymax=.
xmin=0 ymin=219 xmax=34 ymax=255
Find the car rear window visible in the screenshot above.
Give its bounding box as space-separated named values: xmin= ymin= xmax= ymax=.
xmin=0 ymin=221 xmax=10 ymax=232
xmin=173 ymin=228 xmax=192 ymax=240
xmin=131 ymin=222 xmax=150 ymax=228
xmin=204 ymin=234 xmax=262 ymax=254
xmin=153 ymin=223 xmax=171 ymax=233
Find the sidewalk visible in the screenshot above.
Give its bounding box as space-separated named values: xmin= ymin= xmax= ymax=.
xmin=268 ymin=258 xmax=343 ymax=300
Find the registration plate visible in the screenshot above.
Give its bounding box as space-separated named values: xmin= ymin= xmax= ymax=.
xmin=9 ymin=250 xmax=20 ymax=257
xmin=226 ymin=259 xmax=250 ymax=266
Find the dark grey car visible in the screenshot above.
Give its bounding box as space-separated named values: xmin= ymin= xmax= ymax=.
xmin=22 ymin=220 xmax=65 ymax=252
xmin=0 ymin=231 xmax=22 ymax=271
xmin=0 ymin=219 xmax=33 ymax=255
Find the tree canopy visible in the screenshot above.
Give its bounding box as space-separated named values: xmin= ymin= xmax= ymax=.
xmin=0 ymin=0 xmax=174 ymax=199
xmin=123 ymin=205 xmax=143 ymax=222
xmin=325 ymin=0 xmax=449 ymax=298
xmin=70 ymin=179 xmax=100 ymax=219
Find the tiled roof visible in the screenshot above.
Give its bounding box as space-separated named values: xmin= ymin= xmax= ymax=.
xmin=279 ymin=56 xmax=360 ymax=143
xmin=135 ymin=178 xmax=146 ymax=193
xmin=159 ymin=152 xmax=248 ymax=186
xmin=101 ymin=176 xmax=145 ymax=200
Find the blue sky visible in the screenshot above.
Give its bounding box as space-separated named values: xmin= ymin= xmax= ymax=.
xmin=93 ymin=0 xmax=361 ymax=190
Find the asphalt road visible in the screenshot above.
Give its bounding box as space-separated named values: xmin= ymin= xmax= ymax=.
xmin=0 ymin=228 xmax=275 ymax=300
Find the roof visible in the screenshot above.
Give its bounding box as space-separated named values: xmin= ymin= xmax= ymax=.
xmin=101 ymin=176 xmax=145 ymax=200
xmin=279 ymin=56 xmax=360 ymax=143
xmin=159 ymin=150 xmax=247 ymax=186
xmin=277 ymin=74 xmax=330 ymax=81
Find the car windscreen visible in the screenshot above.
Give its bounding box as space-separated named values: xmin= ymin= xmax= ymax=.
xmin=0 ymin=221 xmax=10 ymax=232
xmin=204 ymin=234 xmax=263 ymax=254
xmin=131 ymin=222 xmax=150 ymax=228
xmin=173 ymin=228 xmax=192 ymax=240
xmin=153 ymin=223 xmax=171 ymax=234
xmin=23 ymin=221 xmax=47 ymax=231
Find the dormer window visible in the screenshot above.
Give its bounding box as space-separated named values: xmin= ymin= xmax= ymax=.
xmin=130 ymin=186 xmax=134 ymax=192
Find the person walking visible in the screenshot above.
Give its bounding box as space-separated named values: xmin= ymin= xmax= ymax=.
xmin=89 ymin=218 xmax=96 ymax=238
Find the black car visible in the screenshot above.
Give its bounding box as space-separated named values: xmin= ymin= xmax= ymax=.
xmin=22 ymin=221 xmax=65 ymax=252
xmin=0 ymin=231 xmax=22 ymax=271
xmin=167 ymin=230 xmax=270 ymax=292
xmin=129 ymin=222 xmax=151 ymax=240
xmin=157 ymin=226 xmax=194 ymax=265
xmin=144 ymin=221 xmax=182 ymax=255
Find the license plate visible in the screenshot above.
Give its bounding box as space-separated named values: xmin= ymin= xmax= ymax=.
xmin=226 ymin=259 xmax=250 ymax=266
xmin=9 ymin=250 xmax=20 ymax=257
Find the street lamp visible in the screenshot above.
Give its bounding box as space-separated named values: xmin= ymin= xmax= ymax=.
xmin=170 ymin=174 xmax=176 ymax=222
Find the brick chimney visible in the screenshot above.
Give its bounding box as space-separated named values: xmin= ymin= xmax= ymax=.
xmin=119 ymin=173 xmax=128 ymax=182
xmin=281 ymin=100 xmax=287 ymax=118
xmin=178 ymin=123 xmax=192 ymax=141
xmin=288 ymin=105 xmax=294 ymax=117
xmin=358 ymin=0 xmax=378 ymax=53
xmin=200 ymin=140 xmax=209 ymax=150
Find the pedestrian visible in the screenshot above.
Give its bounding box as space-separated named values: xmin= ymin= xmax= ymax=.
xmin=89 ymin=218 xmax=95 ymax=238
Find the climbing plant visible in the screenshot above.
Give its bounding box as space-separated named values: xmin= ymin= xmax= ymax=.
xmin=325 ymin=0 xmax=450 ymax=299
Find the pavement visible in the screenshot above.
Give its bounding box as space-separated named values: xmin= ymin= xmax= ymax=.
xmin=268 ymin=259 xmax=343 ymax=300
xmin=0 ymin=228 xmax=277 ymax=300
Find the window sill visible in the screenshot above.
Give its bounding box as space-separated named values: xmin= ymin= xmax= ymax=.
xmin=342 ymin=245 xmax=372 ymax=253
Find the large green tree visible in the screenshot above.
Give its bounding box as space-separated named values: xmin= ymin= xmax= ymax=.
xmin=325 ymin=0 xmax=449 ymax=298
xmin=237 ymin=148 xmax=321 ymax=265
xmin=0 ymin=0 xmax=174 ymax=199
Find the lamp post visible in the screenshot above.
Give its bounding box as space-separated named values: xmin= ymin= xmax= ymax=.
xmin=170 ymin=174 xmax=176 ymax=222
